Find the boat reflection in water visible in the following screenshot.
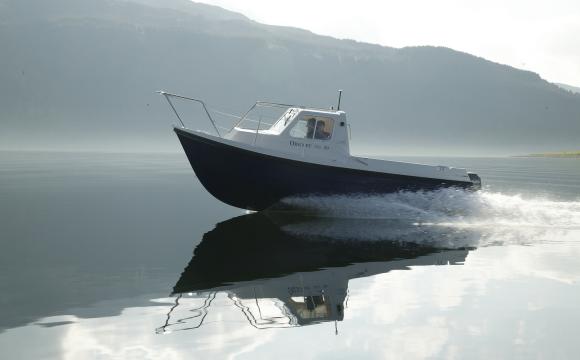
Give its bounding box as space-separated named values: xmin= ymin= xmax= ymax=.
xmin=158 ymin=213 xmax=474 ymax=333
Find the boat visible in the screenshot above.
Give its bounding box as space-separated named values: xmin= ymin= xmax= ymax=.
xmin=159 ymin=90 xmax=482 ymax=211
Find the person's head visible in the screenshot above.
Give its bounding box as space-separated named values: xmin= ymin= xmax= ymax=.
xmin=316 ymin=121 xmax=325 ymax=130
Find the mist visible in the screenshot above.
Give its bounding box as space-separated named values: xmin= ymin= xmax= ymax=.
xmin=1 ymin=0 xmax=579 ymax=156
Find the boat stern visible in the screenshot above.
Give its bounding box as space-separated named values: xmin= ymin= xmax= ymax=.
xmin=468 ymin=172 xmax=482 ymax=190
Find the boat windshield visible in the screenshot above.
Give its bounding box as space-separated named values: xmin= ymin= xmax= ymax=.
xmin=269 ymin=108 xmax=299 ymax=133
xmin=235 ymin=106 xmax=298 ymax=134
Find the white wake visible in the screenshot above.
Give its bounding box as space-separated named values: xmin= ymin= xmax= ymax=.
xmin=277 ymin=189 xmax=580 ymax=248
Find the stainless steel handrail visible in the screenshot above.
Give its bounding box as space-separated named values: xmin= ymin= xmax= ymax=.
xmin=256 ymin=100 xmax=334 ymax=112
xmin=159 ymin=91 xmax=337 ymax=138
xmin=231 ymin=102 xmax=258 ymax=131
xmin=158 ymin=91 xmax=222 ymax=137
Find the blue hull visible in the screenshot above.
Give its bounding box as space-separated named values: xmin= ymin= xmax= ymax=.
xmin=175 ymin=128 xmax=475 ymax=211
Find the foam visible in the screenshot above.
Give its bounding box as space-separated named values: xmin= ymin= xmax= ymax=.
xmin=277 ymin=189 xmax=580 ymax=248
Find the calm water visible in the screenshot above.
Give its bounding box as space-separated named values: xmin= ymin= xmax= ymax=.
xmin=1 ymin=151 xmax=579 ymax=359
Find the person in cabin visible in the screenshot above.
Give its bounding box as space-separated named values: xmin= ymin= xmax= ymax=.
xmin=314 ymin=120 xmax=331 ymax=140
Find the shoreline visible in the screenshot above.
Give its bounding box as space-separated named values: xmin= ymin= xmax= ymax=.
xmin=514 ymin=152 xmax=580 ymax=158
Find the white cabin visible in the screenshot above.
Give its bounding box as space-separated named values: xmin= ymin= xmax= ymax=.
xmin=224 ymin=107 xmax=351 ymax=162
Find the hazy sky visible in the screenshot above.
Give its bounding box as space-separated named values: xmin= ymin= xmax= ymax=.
xmin=197 ymin=0 xmax=580 ymax=86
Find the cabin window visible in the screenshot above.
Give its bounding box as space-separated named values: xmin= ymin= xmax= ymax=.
xmin=289 ymin=116 xmax=334 ymax=140
xmin=313 ymin=117 xmax=333 ymax=140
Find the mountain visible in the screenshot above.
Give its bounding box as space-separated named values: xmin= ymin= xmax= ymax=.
xmin=556 ymin=83 xmax=580 ymax=94
xmin=1 ymin=0 xmax=579 ymax=155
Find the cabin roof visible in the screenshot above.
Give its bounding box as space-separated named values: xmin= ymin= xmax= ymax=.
xmin=254 ymin=101 xmax=345 ymax=117
xmin=298 ymin=108 xmax=345 ymax=117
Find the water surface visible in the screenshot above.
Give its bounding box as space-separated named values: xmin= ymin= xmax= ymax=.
xmin=1 ymin=151 xmax=579 ymax=359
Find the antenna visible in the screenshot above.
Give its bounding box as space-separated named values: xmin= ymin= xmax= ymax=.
xmin=337 ymin=89 xmax=343 ymax=111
